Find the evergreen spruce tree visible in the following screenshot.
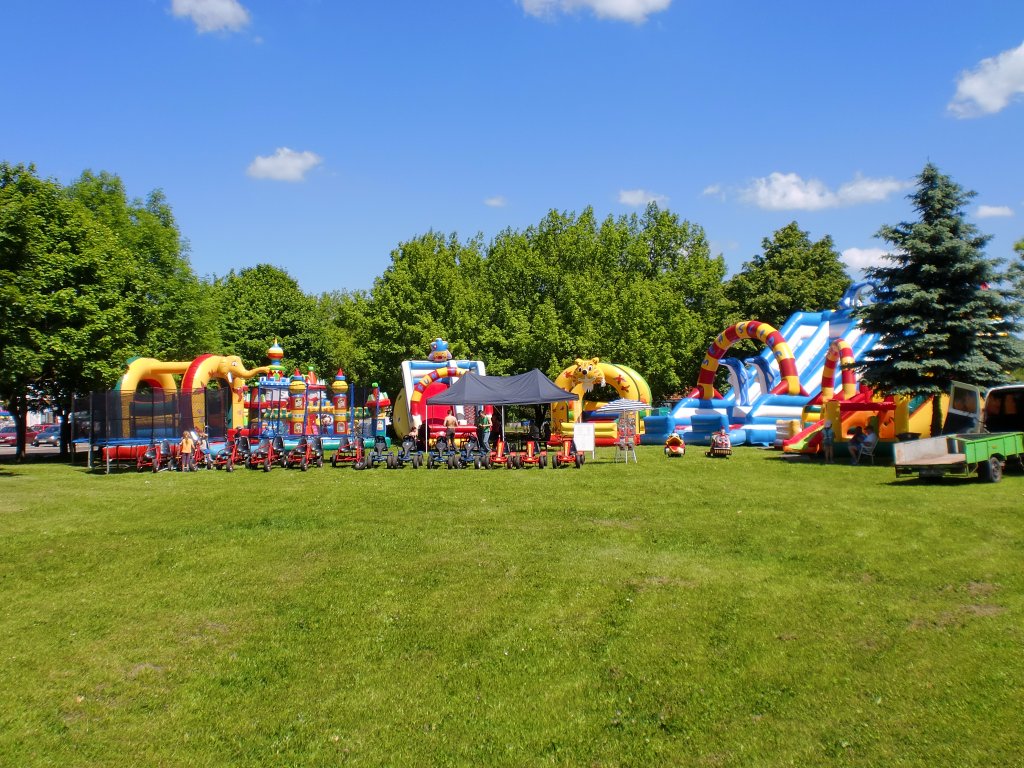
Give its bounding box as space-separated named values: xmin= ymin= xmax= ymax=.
xmin=857 ymin=163 xmax=1024 ymax=436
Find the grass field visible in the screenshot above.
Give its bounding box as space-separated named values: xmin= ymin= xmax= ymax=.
xmin=1 ymin=448 xmax=1022 ymax=767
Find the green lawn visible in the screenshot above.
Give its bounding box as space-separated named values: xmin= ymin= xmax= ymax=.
xmin=1 ymin=449 xmax=1021 ymax=767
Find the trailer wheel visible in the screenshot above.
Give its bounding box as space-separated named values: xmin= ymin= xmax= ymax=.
xmin=980 ymin=456 xmax=1003 ymax=483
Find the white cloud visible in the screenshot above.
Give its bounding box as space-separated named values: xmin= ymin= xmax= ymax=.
xmin=702 ymin=183 xmax=723 ymax=198
xmin=247 ymin=148 xmax=323 ymax=182
xmin=618 ymin=188 xmax=668 ymax=207
xmin=977 ymin=204 xmax=1014 ymax=218
xmin=520 ymin=0 xmax=671 ymax=23
xmin=842 ymin=247 xmax=889 ymax=272
xmin=948 ymin=41 xmax=1024 ymax=118
xmin=739 ymin=172 xmax=910 ymax=211
xmin=484 ymin=196 xmax=507 ymax=208
xmin=172 ymin=0 xmax=250 ymax=33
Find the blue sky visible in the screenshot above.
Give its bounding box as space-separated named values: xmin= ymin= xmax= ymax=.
xmin=4 ymin=0 xmax=1023 ymax=294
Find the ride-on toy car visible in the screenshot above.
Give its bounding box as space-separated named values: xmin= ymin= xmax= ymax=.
xmin=664 ymin=433 xmax=686 ymax=457
xmin=706 ymin=429 xmax=732 ymax=458
xmin=285 ymin=435 xmax=324 ymax=470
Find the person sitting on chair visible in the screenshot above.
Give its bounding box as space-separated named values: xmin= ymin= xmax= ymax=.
xmin=850 ymin=425 xmax=876 ymax=464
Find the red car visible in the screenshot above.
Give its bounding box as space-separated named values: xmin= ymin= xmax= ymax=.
xmin=0 ymin=425 xmax=41 ymax=446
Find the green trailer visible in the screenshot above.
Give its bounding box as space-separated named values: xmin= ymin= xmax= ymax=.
xmin=894 ymin=431 xmax=1024 ymax=482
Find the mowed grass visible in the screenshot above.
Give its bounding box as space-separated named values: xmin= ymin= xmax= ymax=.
xmin=1 ymin=448 xmax=1022 ymax=767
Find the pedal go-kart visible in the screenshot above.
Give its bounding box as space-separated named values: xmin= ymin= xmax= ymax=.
xmin=551 ymin=437 xmax=584 ymax=469
xmin=515 ymin=437 xmax=548 ymax=469
xmin=358 ymin=435 xmax=393 ymax=469
xmin=664 ymin=433 xmax=686 ymax=457
xmin=390 ymin=433 xmax=423 ymax=469
xmin=285 ymin=435 xmax=325 ymax=471
xmin=459 ymin=434 xmax=491 ymax=469
xmin=247 ymin=435 xmax=287 ymax=471
xmin=137 ymin=439 xmax=174 ymax=472
xmin=426 ymin=435 xmax=461 ymax=469
xmin=205 ymin=438 xmax=235 ymax=472
xmin=331 ymin=435 xmax=364 ymax=468
xmin=487 ymin=438 xmax=519 ymax=469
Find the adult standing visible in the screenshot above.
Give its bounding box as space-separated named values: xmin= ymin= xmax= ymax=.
xmin=476 ymin=407 xmax=493 ymax=451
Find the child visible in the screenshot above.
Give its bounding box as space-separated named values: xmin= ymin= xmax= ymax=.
xmin=821 ymin=420 xmax=835 ymax=463
xmin=179 ymin=430 xmax=195 ymax=471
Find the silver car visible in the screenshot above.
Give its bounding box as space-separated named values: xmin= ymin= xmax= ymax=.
xmin=32 ymin=424 xmax=62 ymax=447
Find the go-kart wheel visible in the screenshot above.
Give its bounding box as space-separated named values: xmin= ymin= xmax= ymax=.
xmin=331 ymin=454 xmax=338 ymax=468
xmin=474 ymin=457 xmax=481 ymax=470
xmin=575 ymin=454 xmax=583 ymax=468
xmin=317 ymin=456 xmax=324 ymax=468
xmin=301 ymin=457 xmax=308 ymax=472
xmin=226 ymin=458 xmax=234 ymax=473
xmin=540 ymin=454 xmax=547 ymax=469
xmin=263 ymin=456 xmax=271 ymax=472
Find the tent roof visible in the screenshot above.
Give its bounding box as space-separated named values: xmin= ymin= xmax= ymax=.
xmin=427 ymin=369 xmax=575 ymax=406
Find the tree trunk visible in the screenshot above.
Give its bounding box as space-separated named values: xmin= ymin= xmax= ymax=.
xmin=12 ymin=392 xmax=28 ymax=462
xmin=929 ymin=394 xmax=943 ymax=438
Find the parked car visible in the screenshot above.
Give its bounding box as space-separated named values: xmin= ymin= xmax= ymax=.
xmin=1 ymin=425 xmax=41 ymax=446
xmin=32 ymin=424 xmax=62 ymax=447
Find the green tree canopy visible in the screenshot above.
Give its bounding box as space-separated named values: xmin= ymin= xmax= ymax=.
xmin=0 ymin=163 xmax=141 ymax=457
xmin=66 ymin=170 xmax=218 ymax=359
xmin=725 ymin=221 xmax=851 ymax=329
xmin=856 ymin=163 xmax=1024 ymax=434
xmin=211 ymin=264 xmax=338 ymax=379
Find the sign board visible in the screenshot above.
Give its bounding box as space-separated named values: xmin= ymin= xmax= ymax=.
xmin=573 ymin=423 xmax=596 ymax=456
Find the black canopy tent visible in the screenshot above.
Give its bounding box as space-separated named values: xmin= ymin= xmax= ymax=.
xmin=427 ymin=369 xmax=576 ymax=443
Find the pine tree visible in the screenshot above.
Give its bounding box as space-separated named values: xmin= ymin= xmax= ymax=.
xmin=856 ymin=164 xmax=1024 ymax=436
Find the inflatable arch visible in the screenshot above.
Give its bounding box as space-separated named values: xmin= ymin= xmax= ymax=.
xmin=820 ymin=338 xmax=857 ymax=401
xmin=409 ymin=363 xmax=471 ymax=410
xmin=392 ymin=341 xmax=486 ymax=439
xmin=693 ymin=321 xmax=805 ymax=400
xmin=115 ymin=354 xmax=270 ymax=431
xmin=550 ymin=358 xmax=652 ymax=428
